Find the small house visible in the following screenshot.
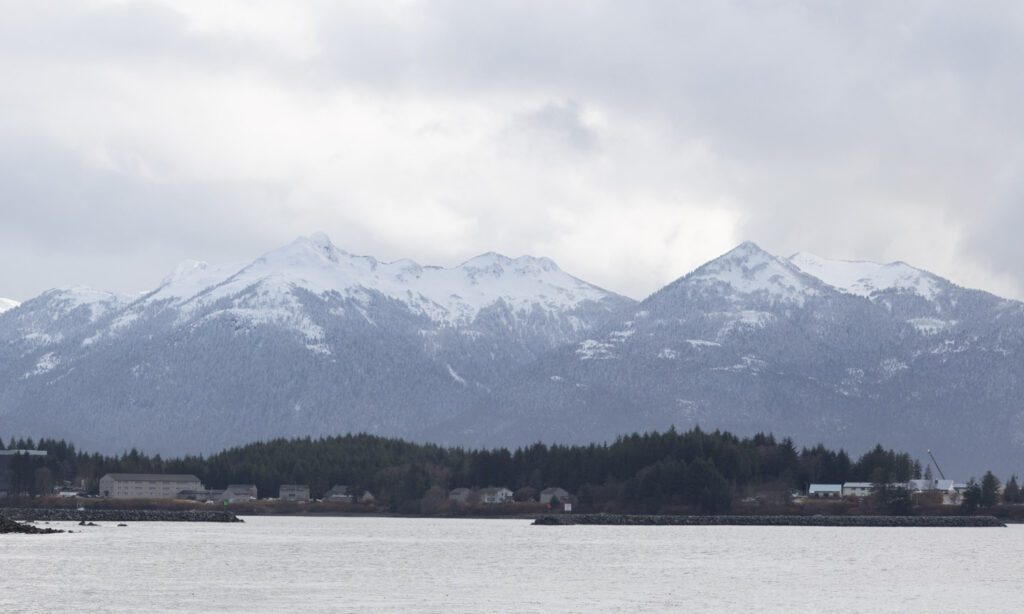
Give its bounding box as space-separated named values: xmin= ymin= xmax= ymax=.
xmin=540 ymin=487 xmax=571 ymax=505
xmin=279 ymin=484 xmax=310 ymax=501
xmin=808 ymin=484 xmax=842 ymax=498
xmin=479 ymin=487 xmax=514 ymax=504
xmin=842 ymin=482 xmax=873 ymax=498
xmin=323 ymin=485 xmax=352 ymax=502
xmin=907 ymin=479 xmax=934 ymax=492
xmin=213 ymin=484 xmax=258 ymax=503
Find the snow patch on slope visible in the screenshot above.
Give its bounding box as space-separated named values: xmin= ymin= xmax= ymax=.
xmin=23 ymin=352 xmax=59 ymax=378
xmin=576 ymin=339 xmax=616 ymax=360
xmin=446 ymin=364 xmax=467 ymax=385
xmin=0 ymin=297 xmax=19 ymax=314
xmin=42 ymin=287 xmax=130 ymax=322
xmin=908 ymin=317 xmax=956 ymax=335
xmin=789 ymin=252 xmax=940 ymax=299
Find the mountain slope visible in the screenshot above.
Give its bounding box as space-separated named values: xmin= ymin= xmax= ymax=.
xmin=441 ymin=243 xmax=1024 ymax=477
xmin=1 ymin=239 xmax=1022 ymax=477
xmin=0 ymin=235 xmax=634 ymax=454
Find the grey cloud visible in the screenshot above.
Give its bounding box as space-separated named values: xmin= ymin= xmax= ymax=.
xmin=3 ymin=2 xmax=1024 ymax=301
xmin=506 ymin=100 xmax=599 ymax=153
xmin=0 ymin=135 xmax=283 ymax=299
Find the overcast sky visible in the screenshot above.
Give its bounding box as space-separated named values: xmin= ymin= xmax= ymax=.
xmin=3 ymin=1 xmax=1024 ymax=302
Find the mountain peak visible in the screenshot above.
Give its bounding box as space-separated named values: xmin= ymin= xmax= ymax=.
xmin=461 ymin=252 xmax=560 ymax=275
xmin=307 ymin=231 xmax=333 ymax=249
xmin=726 ymin=240 xmax=769 ymax=257
xmin=675 ymin=241 xmax=820 ymax=304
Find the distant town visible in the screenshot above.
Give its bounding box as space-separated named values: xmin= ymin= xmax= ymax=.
xmin=1 ymin=429 xmax=1021 ymax=518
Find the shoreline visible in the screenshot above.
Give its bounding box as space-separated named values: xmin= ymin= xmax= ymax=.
xmin=533 ymin=514 xmax=1006 ymax=527
xmin=0 ymin=508 xmax=242 ymax=523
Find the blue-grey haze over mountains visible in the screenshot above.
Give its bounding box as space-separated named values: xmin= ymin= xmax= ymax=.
xmin=1 ymin=235 xmax=1020 ymax=479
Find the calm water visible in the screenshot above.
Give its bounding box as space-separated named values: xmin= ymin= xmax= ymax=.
xmin=1 ymin=516 xmax=1021 ymax=613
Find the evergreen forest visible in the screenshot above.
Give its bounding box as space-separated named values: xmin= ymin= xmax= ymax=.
xmin=0 ymin=428 xmax=1008 ymax=514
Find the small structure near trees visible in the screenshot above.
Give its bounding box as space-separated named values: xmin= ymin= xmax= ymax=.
xmin=807 ymin=484 xmax=842 ymax=498
xmin=279 ymin=484 xmax=310 ymax=501
xmin=540 ymin=487 xmax=571 ymax=505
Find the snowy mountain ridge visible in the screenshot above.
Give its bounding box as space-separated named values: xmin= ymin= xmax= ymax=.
xmin=142 ymin=233 xmax=617 ymax=328
xmin=2 ymin=237 xmax=1023 ymax=477
xmin=671 ymin=241 xmax=953 ymax=308
xmin=788 ymin=251 xmax=942 ymax=299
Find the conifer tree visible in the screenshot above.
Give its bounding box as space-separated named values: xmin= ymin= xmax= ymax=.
xmin=981 ymin=471 xmax=1000 ymax=507
xmin=1003 ymin=475 xmax=1020 ymax=504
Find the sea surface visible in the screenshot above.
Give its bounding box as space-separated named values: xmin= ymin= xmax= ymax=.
xmin=2 ymin=516 xmax=1021 ymax=613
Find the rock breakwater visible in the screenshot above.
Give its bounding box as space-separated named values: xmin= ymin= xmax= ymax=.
xmin=0 ymin=515 xmax=64 ymax=534
xmin=0 ymin=508 xmax=242 ymax=523
xmin=533 ymin=514 xmax=1005 ymax=527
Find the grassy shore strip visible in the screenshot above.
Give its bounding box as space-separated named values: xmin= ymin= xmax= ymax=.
xmin=533 ymin=514 xmax=1006 ymax=527
xmin=0 ymin=508 xmax=242 ymax=523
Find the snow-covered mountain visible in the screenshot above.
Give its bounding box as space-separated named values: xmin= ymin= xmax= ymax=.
xmin=440 ymin=242 xmax=1024 ymax=477
xmin=1 ymin=238 xmax=1022 ymax=476
xmin=141 ymin=233 xmax=614 ymax=327
xmin=0 ymin=234 xmax=634 ymax=454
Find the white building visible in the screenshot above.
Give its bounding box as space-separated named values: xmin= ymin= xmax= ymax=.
xmin=99 ymin=473 xmax=203 ymax=499
xmin=213 ymin=484 xmax=258 ymax=503
xmin=480 ymin=487 xmax=514 ymax=504
xmin=323 ymin=485 xmax=353 ymax=502
xmin=808 ymin=484 xmax=842 ymax=498
xmin=540 ymin=487 xmax=571 ymax=504
xmin=842 ymin=482 xmax=873 ymax=497
xmin=907 ymin=479 xmax=934 ymax=492
xmin=279 ymin=484 xmax=310 ymax=501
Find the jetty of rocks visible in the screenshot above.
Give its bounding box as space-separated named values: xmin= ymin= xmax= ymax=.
xmin=0 ymin=515 xmax=64 ymax=534
xmin=0 ymin=508 xmax=242 ymax=523
xmin=532 ymin=514 xmax=1005 ymax=527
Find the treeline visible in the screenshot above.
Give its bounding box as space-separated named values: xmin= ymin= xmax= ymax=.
xmin=2 ymin=428 xmax=958 ymax=514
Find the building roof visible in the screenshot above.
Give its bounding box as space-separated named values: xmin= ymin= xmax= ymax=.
xmin=843 ymin=482 xmax=873 ymax=488
xmin=808 ymin=483 xmax=842 ymax=492
xmin=541 ymin=487 xmax=569 ymax=495
xmin=101 ymin=473 xmax=200 ymax=482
